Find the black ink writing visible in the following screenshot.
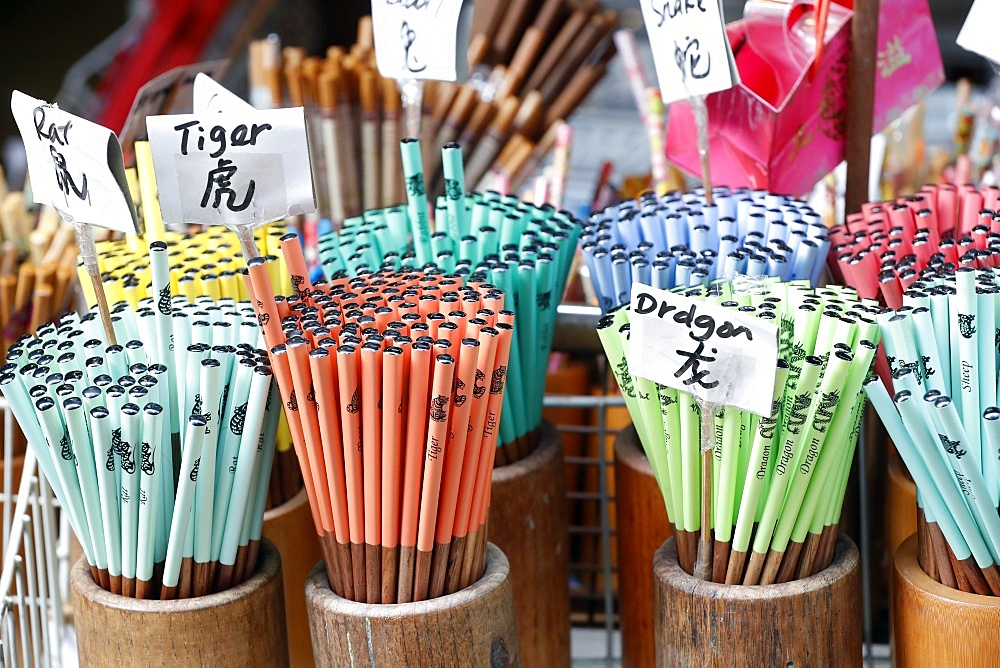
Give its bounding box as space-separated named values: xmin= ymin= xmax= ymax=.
xmin=401 ymin=21 xmax=426 ymax=73
xmin=173 ymin=120 xmax=273 ymax=157
xmin=33 ymin=107 xmax=89 ymax=205
xmin=384 ymin=0 xmax=429 ymax=7
xmin=674 ymin=36 xmax=711 ymax=81
xmin=633 ymin=293 xmax=752 ymax=341
xmin=201 ymin=158 xmax=255 ymax=212
xmin=674 ymin=340 xmax=719 ymax=389
xmin=650 ymin=0 xmax=707 ymax=26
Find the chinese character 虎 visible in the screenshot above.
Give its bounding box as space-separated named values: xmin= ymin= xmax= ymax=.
xmin=201 ymin=158 xmax=255 ymax=212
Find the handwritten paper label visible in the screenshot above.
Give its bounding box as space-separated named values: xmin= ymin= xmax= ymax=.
xmin=146 ymin=107 xmax=316 ymax=226
xmin=640 ymin=0 xmax=739 ymax=104
xmin=371 ymin=0 xmax=474 ymax=82
xmin=193 ymin=74 xmax=255 ymax=114
xmin=11 ymin=90 xmax=139 ymax=234
xmin=627 ymin=283 xmax=777 ymax=416
xmin=119 ymin=60 xmax=229 ymax=154
xmin=958 ymin=0 xmax=1000 ymax=66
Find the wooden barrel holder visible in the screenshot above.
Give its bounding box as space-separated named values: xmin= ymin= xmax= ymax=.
xmin=886 ymin=446 xmax=917 ymax=561
xmin=262 ymin=486 xmax=323 ymax=668
xmin=304 ymin=541 xmax=519 ymax=667
xmin=71 ymin=537 xmax=289 ymax=666
xmin=614 ymin=424 xmax=673 ymax=668
xmin=489 ymin=420 xmax=570 ymax=667
xmin=892 ymin=533 xmax=1000 ymax=666
xmin=653 ymin=534 xmax=862 ymax=667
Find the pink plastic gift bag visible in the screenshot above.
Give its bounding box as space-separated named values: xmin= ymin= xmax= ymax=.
xmin=664 ymin=0 xmax=944 ymax=196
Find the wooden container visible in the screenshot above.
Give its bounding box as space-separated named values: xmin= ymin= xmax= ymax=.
xmin=653 ymin=534 xmax=862 ymax=667
xmin=614 ymin=424 xmax=672 ymax=668
xmin=892 ymin=533 xmax=1000 ymax=666
xmin=305 ymin=542 xmax=519 ymax=667
xmin=262 ymin=487 xmax=323 ymax=668
xmin=885 ymin=447 xmax=917 ymax=560
xmin=71 ymin=538 xmax=289 ymax=666
xmin=490 ymin=421 xmax=570 ymax=667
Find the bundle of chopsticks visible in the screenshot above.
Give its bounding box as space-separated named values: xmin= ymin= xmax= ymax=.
xmin=0 ymin=174 xmax=79 ymax=360
xmin=1 ymin=257 xmax=282 ymax=599
xmin=599 ymin=277 xmax=878 ymax=584
xmin=313 ymin=138 xmax=583 ymax=462
xmin=87 ymin=228 xmax=304 ymax=511
xmin=244 ymin=244 xmax=514 ymax=603
xmin=866 ymin=266 xmax=1000 ymax=595
xmin=249 ymin=1 xmax=615 ymax=221
xmin=829 ymin=183 xmax=1000 ymax=309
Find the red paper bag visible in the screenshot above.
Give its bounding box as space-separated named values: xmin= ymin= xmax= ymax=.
xmin=664 ymin=0 xmax=943 ymax=196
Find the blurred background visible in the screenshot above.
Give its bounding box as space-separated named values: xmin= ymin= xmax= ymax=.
xmin=0 ymin=0 xmax=991 ymax=201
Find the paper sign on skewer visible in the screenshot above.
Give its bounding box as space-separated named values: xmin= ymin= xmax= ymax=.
xmin=145 ymin=107 xmax=315 ymax=228
xmin=119 ymin=60 xmax=230 ymax=155
xmin=639 ymin=0 xmax=739 ymax=104
xmin=627 ymin=283 xmax=778 ymax=417
xmin=957 ymin=0 xmax=1000 ymax=67
xmin=371 ymin=0 xmax=475 ymax=82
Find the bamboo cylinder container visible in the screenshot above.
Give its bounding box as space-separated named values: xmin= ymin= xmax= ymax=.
xmin=653 ymin=535 xmax=862 ymax=667
xmin=614 ymin=425 xmax=672 ymax=668
xmin=892 ymin=533 xmax=1000 ymax=666
xmin=489 ymin=421 xmax=570 ymax=667
xmin=885 ymin=447 xmax=917 ymax=560
xmin=305 ymin=542 xmax=519 ymax=667
xmin=71 ymin=538 xmax=289 ymax=666
xmin=262 ymin=487 xmax=323 ymax=668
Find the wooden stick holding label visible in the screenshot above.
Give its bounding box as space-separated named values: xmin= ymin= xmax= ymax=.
xmin=692 ymin=400 xmax=715 ymax=581
xmin=691 ymin=95 xmax=714 ymax=206
xmin=75 ymin=223 xmax=118 ymax=344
